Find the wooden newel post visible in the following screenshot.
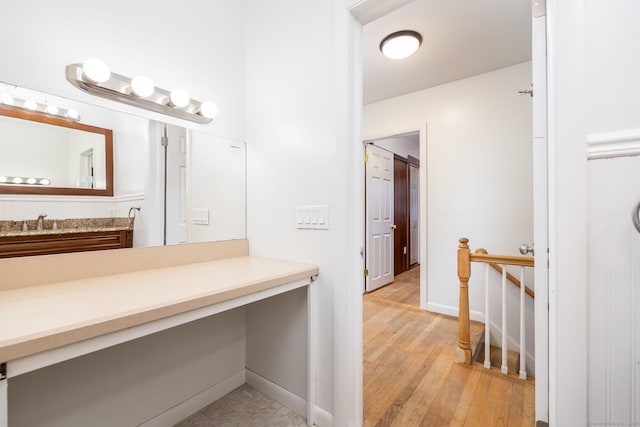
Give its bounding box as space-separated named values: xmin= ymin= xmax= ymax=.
xmin=457 ymin=237 xmax=472 ymax=364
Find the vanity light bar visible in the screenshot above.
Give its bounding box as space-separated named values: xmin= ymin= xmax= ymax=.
xmin=0 ymin=94 xmax=80 ymax=121
xmin=66 ymin=59 xmax=218 ymax=124
xmin=0 ymin=176 xmax=51 ymax=186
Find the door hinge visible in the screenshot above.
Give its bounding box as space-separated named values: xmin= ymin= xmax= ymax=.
xmin=364 ymin=154 xmax=369 ymax=163
xmin=364 ymin=268 xmax=369 ymax=277
xmin=532 ymin=0 xmax=546 ymax=17
xmin=0 ymin=362 xmax=6 ymax=380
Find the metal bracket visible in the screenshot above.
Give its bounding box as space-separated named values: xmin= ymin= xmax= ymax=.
xmin=533 ymin=0 xmax=546 ymax=18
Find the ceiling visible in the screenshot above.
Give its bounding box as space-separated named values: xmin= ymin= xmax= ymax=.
xmin=362 ymin=0 xmax=532 ymax=105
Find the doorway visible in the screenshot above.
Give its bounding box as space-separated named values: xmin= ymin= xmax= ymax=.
xmin=365 ymin=131 xmax=421 ymax=292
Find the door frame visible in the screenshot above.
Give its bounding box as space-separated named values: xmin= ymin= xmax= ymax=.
xmin=339 ymin=0 xmax=587 ymax=425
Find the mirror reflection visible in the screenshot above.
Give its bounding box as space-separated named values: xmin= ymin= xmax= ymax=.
xmin=0 ymin=83 xmax=246 ymax=254
xmin=0 ymin=108 xmax=113 ymax=196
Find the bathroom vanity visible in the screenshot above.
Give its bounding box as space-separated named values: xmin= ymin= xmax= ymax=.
xmin=0 ymin=240 xmax=318 ymax=427
xmin=0 ymin=218 xmax=133 ymax=258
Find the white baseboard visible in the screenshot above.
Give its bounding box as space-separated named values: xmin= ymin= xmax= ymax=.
xmin=313 ymin=406 xmax=334 ymax=426
xmin=246 ymin=369 xmax=334 ymax=427
xmin=140 ymin=370 xmax=245 ymax=427
xmin=426 ymin=302 xmax=484 ymax=323
xmin=246 ymin=369 xmax=307 ymax=418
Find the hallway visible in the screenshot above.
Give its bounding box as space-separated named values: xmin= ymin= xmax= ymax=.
xmin=363 ymin=267 xmax=535 ymax=426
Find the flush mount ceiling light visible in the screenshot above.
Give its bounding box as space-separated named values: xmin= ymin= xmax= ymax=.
xmin=66 ymin=59 xmax=218 ymax=124
xmin=380 ymin=30 xmax=423 ymax=59
xmin=0 ymin=93 xmax=80 ymax=121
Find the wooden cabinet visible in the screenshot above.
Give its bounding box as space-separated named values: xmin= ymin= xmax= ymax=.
xmin=0 ymin=229 xmax=133 ymax=258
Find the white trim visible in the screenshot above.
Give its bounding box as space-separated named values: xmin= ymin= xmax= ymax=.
xmin=0 ymin=192 xmax=145 ymax=203
xmin=425 ymin=302 xmax=485 ymax=323
xmin=246 ymin=369 xmax=307 ymax=420
xmin=139 ymin=370 xmax=245 ymax=427
xmin=587 ymin=129 xmax=640 ymax=159
xmin=7 ymin=278 xmax=311 ymax=378
xmin=314 ymin=406 xmax=334 ymax=427
xmin=0 ymin=377 xmax=6 ymax=427
xmin=246 ymin=369 xmax=334 ymax=427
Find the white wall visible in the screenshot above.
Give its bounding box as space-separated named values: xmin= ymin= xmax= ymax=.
xmin=372 ymin=133 xmax=420 ymax=159
xmin=364 ymin=62 xmax=533 ymax=323
xmin=244 ymin=0 xmax=339 ymax=419
xmin=585 ymin=1 xmax=640 ymax=425
xmin=9 ymin=309 xmax=246 ymax=427
xmin=189 ymin=132 xmax=246 ymax=243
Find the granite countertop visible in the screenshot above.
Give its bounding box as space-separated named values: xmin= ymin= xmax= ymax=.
xmin=0 ymin=217 xmax=133 ymax=237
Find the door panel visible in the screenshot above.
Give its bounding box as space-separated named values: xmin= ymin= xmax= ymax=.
xmin=532 ymin=12 xmax=549 ymax=423
xmin=366 ymin=144 xmax=394 ymax=292
xmin=165 ymin=124 xmax=188 ymax=245
xmin=394 ymin=156 xmax=408 ymax=275
xmin=409 ymin=161 xmax=419 ymax=265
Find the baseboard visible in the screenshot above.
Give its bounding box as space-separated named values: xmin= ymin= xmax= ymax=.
xmin=246 ymin=369 xmax=334 ymax=426
xmin=139 ymin=370 xmax=246 ymax=427
xmin=313 ymin=406 xmax=334 ymax=426
xmin=245 ymin=369 xmax=307 ymax=418
xmin=426 ymin=302 xmax=484 ymax=323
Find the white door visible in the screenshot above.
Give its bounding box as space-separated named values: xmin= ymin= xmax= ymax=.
xmin=165 ymin=124 xmax=188 ymax=245
xmin=532 ymin=6 xmax=549 ymax=424
xmin=365 ymin=144 xmax=394 ymax=292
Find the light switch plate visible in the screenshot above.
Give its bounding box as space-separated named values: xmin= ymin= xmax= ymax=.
xmin=296 ymin=205 xmax=329 ymax=230
xmin=192 ymin=208 xmax=209 ymax=225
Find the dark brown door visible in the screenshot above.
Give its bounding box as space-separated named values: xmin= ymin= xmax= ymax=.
xmin=394 ymin=155 xmax=409 ymax=275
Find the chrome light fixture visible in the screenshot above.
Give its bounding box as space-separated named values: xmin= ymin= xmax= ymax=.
xmin=380 ymin=30 xmax=423 ymax=59
xmin=0 ymin=93 xmax=80 ymax=121
xmin=0 ymin=176 xmax=51 ymax=186
xmin=66 ymin=58 xmax=218 ymax=124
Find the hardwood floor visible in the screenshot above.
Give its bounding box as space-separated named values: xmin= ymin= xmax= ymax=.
xmin=364 ymin=267 xmax=535 ymax=426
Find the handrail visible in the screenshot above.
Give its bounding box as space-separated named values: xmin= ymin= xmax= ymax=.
xmin=456 ymin=237 xmax=535 ymax=366
xmin=474 ymin=249 xmax=535 ymax=299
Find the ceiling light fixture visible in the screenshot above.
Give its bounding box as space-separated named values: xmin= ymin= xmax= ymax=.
xmin=380 ymin=30 xmax=423 ymax=60
xmin=0 ymin=94 xmax=81 ymax=121
xmin=66 ymin=59 xmax=218 ymax=124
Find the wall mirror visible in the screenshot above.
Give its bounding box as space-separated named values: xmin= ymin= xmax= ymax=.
xmin=0 ymin=107 xmax=113 ymax=196
xmin=0 ymin=83 xmax=246 ymax=251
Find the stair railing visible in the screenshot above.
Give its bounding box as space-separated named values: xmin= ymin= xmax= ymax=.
xmin=457 ymin=237 xmax=534 ymax=379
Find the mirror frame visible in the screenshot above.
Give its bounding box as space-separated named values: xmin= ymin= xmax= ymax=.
xmin=0 ymin=106 xmax=113 ymax=196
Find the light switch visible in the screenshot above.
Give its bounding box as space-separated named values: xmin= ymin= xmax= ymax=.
xmin=296 ymin=205 xmax=329 ymax=230
xmin=192 ymin=208 xmax=209 ymax=225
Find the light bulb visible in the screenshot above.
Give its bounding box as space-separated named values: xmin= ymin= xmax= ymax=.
xmin=131 ymin=76 xmax=154 ymax=97
xmin=0 ymin=176 xmax=7 ymax=183
xmin=198 ymin=101 xmax=218 ymax=119
xmin=169 ymin=88 xmax=190 ymax=108
xmin=39 ymin=178 xmax=51 ymax=185
xmin=0 ymin=94 xmax=14 ymax=105
xmin=380 ymin=31 xmax=422 ymax=59
xmin=12 ymin=177 xmax=23 ymax=184
xmin=66 ymin=109 xmax=79 ymax=120
xmin=24 ymin=100 xmax=38 ymax=111
xmin=26 ymin=177 xmax=37 ymax=185
xmin=83 ymin=58 xmax=111 ymax=83
xmin=46 ymin=105 xmax=59 ymax=115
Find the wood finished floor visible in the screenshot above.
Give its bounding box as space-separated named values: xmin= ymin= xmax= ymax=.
xmin=364 ymin=266 xmax=535 ymax=426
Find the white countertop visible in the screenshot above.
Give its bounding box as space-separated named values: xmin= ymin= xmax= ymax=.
xmin=0 ymin=256 xmax=319 ymax=362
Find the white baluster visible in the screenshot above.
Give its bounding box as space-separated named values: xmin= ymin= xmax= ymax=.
xmin=484 ymin=263 xmax=491 ymax=369
xmin=519 ymin=266 xmax=527 ymax=379
xmin=501 ymin=264 xmax=508 ymax=374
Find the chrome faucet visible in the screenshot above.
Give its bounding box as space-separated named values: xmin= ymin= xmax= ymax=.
xmin=36 ymin=213 xmax=47 ymax=231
